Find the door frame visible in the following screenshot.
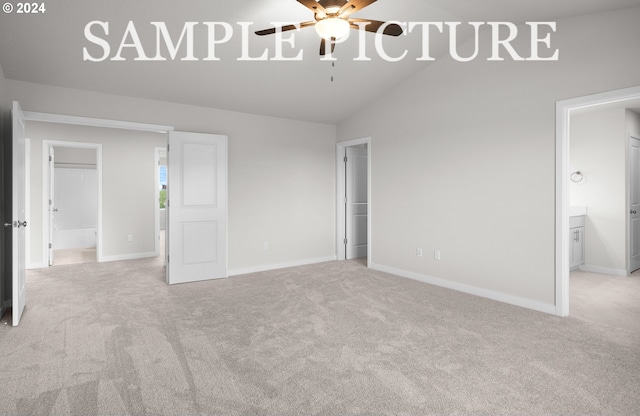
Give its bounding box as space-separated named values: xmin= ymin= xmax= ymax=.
xmin=628 ymin=134 xmax=640 ymax=274
xmin=41 ymin=140 xmax=102 ymax=265
xmin=336 ymin=137 xmax=371 ymax=265
xmin=555 ymin=85 xmax=640 ymax=317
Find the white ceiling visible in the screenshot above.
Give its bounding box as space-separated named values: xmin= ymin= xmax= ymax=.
xmin=1 ymin=0 xmax=639 ymax=123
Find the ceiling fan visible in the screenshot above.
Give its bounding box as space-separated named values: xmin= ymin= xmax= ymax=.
xmin=255 ymin=0 xmax=404 ymax=55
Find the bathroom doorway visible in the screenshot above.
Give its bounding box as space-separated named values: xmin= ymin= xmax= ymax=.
xmin=44 ymin=141 xmax=101 ymax=266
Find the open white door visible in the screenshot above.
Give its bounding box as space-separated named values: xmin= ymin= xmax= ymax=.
xmin=346 ymin=146 xmax=368 ymax=260
xmin=11 ymin=102 xmax=27 ymax=326
xmin=167 ymin=131 xmax=227 ymax=284
xmin=48 ymin=146 xmax=55 ymax=266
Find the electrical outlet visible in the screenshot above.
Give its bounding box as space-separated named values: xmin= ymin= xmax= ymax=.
xmin=128 ymin=234 xmax=133 ymax=242
xmin=416 ymin=248 xmax=423 ymax=257
xmin=434 ymin=250 xmax=441 ymax=261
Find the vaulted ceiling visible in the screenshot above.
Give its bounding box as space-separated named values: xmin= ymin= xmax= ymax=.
xmin=1 ymin=0 xmax=639 ymax=123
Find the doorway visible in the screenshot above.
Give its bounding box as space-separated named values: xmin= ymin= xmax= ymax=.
xmin=155 ymin=147 xmax=167 ymax=260
xmin=336 ymin=138 xmax=371 ymax=264
xmin=42 ymin=141 xmax=101 ymax=266
xmin=555 ymin=85 xmax=640 ymax=316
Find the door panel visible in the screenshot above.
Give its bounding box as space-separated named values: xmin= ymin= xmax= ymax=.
xmin=167 ymin=131 xmax=227 ymax=284
xmin=630 ymin=137 xmax=640 ymax=272
xmin=11 ymin=101 xmax=27 ymax=326
xmin=183 ymin=221 xmax=218 ymax=264
xmin=346 ymin=146 xmax=368 ymax=260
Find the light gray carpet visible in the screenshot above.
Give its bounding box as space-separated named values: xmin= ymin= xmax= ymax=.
xmin=1 ymin=258 xmax=639 ymax=415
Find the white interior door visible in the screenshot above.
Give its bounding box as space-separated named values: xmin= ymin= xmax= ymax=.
xmin=48 ymin=146 xmax=54 ymax=266
xmin=11 ymin=102 xmax=27 ymax=326
xmin=167 ymin=131 xmax=227 ymax=284
xmin=346 ymin=146 xmax=368 ymax=260
xmin=629 ymin=136 xmax=640 ymax=273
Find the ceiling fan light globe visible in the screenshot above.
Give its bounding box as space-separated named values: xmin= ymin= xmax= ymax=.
xmin=315 ymin=18 xmax=350 ymax=40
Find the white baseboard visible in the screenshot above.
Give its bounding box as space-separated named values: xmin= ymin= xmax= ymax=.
xmin=100 ymin=252 xmax=158 ymax=263
xmin=579 ymin=264 xmax=628 ymax=277
xmin=229 ymin=256 xmax=337 ymax=277
xmin=27 ymin=262 xmax=48 ymax=270
xmin=369 ymin=262 xmax=557 ymax=316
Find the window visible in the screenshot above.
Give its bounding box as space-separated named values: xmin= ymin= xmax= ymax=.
xmin=159 ymin=165 xmax=167 ymax=208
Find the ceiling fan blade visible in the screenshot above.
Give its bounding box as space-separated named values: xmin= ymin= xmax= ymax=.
xmin=339 ymin=0 xmax=377 ymax=18
xmin=349 ymin=18 xmax=403 ymax=36
xmin=319 ymin=38 xmax=337 ymax=56
xmin=297 ymin=0 xmax=326 ymax=14
xmin=255 ymin=21 xmax=316 ymax=36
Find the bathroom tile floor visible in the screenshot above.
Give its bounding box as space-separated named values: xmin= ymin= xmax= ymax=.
xmin=570 ymin=270 xmax=640 ymax=334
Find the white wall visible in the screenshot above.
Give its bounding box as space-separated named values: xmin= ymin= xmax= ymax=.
xmin=7 ymin=81 xmax=337 ymax=273
xmin=628 ymin=110 xmax=640 ymax=138
xmin=0 ymin=63 xmax=7 ymax=107
xmin=26 ymin=122 xmax=166 ymax=264
xmin=54 ymin=146 xmax=97 ymax=165
xmin=337 ymin=7 xmax=640 ymax=310
xmin=570 ymin=109 xmax=627 ymax=272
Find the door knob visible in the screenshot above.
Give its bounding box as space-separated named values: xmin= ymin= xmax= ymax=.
xmin=632 ymin=210 xmax=637 ymax=215
xmin=2 ymin=221 xmax=26 ymax=228
xmin=52 ymin=208 xmax=58 ymax=212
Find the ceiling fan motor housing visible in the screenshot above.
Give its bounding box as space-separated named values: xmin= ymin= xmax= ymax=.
xmin=320 ymin=0 xmax=349 ymax=9
xmin=318 ymin=0 xmax=350 ymax=15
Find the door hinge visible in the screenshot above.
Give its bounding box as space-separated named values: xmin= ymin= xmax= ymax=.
xmin=167 ymin=144 xmax=170 ymax=152
xmin=48 ymin=243 xmax=52 ymax=249
xmin=167 ymin=255 xmax=169 ymax=263
xmin=49 ymin=199 xmax=52 ymax=206
xmin=344 ymin=156 xmax=348 ymax=163
xmin=344 ymin=238 xmax=348 ymax=245
xmin=344 ymin=197 xmax=348 ymax=204
xmin=49 ymin=156 xmax=53 ymax=162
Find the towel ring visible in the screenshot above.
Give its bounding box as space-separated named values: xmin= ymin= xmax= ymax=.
xmin=570 ymin=171 xmax=584 ymax=183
